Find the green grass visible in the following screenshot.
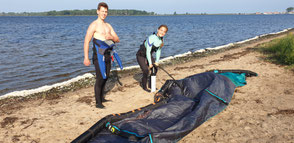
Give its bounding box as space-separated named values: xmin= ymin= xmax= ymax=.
xmin=259 ymin=33 xmax=294 ymax=66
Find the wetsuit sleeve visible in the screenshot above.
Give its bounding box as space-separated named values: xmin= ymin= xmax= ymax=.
xmin=155 ymin=48 xmax=161 ymax=63
xmin=145 ymin=35 xmax=154 ymax=66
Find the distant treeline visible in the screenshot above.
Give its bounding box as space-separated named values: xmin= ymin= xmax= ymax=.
xmin=0 ymin=9 xmax=156 ymax=16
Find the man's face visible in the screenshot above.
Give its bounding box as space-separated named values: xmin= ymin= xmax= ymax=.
xmin=97 ymin=7 xmax=108 ymax=20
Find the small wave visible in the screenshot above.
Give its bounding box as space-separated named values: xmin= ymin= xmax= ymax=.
xmin=174 ymin=51 xmax=192 ymax=58
xmin=206 ymin=43 xmax=234 ymax=50
xmin=0 ymin=73 xmax=94 ymax=100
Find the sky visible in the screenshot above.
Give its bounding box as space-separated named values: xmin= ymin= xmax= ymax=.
xmin=1 ymin=0 xmax=294 ymax=14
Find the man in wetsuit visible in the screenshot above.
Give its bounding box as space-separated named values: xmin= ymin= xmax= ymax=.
xmin=83 ymin=2 xmax=120 ymax=108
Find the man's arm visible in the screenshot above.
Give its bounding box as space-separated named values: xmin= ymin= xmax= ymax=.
xmin=83 ymin=22 xmax=96 ymax=66
xmin=106 ymin=23 xmax=120 ymax=43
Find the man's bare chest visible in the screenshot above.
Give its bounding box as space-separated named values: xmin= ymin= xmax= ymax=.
xmin=95 ymin=24 xmax=110 ymax=35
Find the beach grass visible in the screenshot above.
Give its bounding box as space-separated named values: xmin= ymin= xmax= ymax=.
xmin=258 ymin=33 xmax=294 ymax=66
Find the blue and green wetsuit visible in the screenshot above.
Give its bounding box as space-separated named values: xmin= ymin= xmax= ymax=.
xmin=144 ymin=34 xmax=163 ymax=65
xmin=136 ymin=33 xmax=163 ymax=91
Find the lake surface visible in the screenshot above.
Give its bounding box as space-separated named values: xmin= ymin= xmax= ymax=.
xmin=0 ymin=15 xmax=294 ymax=96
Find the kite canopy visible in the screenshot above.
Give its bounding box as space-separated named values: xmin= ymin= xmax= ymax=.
xmin=72 ymin=70 xmax=257 ymax=143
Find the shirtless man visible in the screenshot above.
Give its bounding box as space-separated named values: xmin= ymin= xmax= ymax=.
xmin=83 ymin=2 xmax=120 ymax=108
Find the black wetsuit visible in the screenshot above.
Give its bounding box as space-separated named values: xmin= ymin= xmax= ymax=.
xmin=136 ymin=44 xmax=158 ymax=90
xmin=92 ymin=43 xmax=111 ymax=108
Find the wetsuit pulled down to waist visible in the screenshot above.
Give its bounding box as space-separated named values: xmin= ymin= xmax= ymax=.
xmin=93 ymin=38 xmax=115 ymax=79
xmin=93 ymin=38 xmax=115 ymax=54
xmin=93 ymin=38 xmax=123 ymax=79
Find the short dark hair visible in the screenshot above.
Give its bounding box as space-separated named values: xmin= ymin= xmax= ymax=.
xmin=158 ymin=25 xmax=168 ymax=32
xmin=97 ymin=2 xmax=108 ymax=10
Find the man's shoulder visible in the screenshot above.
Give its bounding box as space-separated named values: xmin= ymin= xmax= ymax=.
xmin=105 ymin=22 xmax=113 ymax=28
xmin=89 ymin=20 xmax=99 ymax=27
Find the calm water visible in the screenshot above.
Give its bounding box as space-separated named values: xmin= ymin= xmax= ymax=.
xmin=0 ymin=15 xmax=294 ymax=96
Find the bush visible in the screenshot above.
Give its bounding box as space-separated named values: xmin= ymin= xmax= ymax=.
xmin=262 ymin=34 xmax=294 ymax=65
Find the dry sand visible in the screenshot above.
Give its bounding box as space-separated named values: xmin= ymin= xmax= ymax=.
xmin=1 ymin=30 xmax=294 ymax=143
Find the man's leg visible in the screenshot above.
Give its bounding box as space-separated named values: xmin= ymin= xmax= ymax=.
xmin=93 ymin=54 xmax=105 ymax=108
xmin=100 ymin=56 xmax=112 ymax=102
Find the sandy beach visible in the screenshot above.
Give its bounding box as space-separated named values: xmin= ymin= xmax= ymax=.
xmin=1 ymin=29 xmax=294 ymax=143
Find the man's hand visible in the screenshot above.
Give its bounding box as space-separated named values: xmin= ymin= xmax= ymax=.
xmin=105 ymin=34 xmax=114 ymax=41
xmin=84 ymin=58 xmax=91 ymax=66
xmin=154 ymin=62 xmax=159 ymax=67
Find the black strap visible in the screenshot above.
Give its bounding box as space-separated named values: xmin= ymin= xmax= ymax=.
xmin=158 ymin=66 xmax=184 ymax=95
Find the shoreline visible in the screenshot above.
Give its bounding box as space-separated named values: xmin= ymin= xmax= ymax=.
xmin=1 ymin=28 xmax=294 ymax=142
xmin=1 ymin=28 xmax=293 ymax=101
xmin=1 ymin=13 xmax=294 ymax=17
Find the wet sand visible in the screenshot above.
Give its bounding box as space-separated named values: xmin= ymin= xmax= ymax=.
xmin=1 ymin=29 xmax=294 ymax=143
